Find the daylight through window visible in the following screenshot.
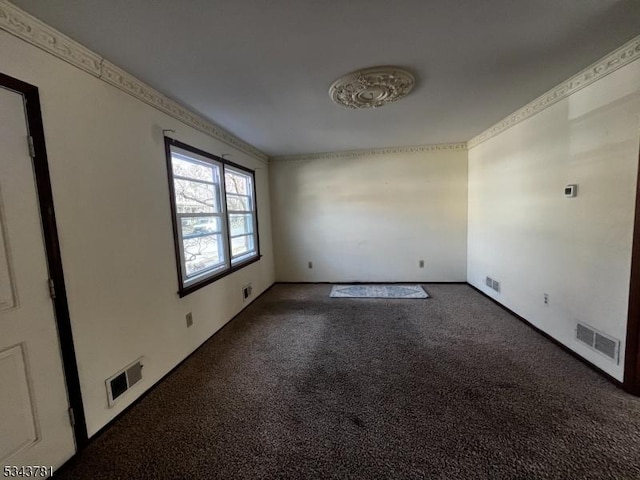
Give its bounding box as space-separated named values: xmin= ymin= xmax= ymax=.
xmin=166 ymin=140 xmax=260 ymax=295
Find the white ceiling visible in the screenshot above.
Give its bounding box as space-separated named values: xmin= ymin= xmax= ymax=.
xmin=11 ymin=0 xmax=640 ymax=157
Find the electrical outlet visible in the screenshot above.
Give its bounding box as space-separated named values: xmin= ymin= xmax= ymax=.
xmin=492 ymin=279 xmax=500 ymax=292
xmin=242 ymin=283 xmax=253 ymax=301
xmin=486 ymin=276 xmax=493 ymax=287
xmin=419 ymin=260 xmax=424 ymax=268
xmin=544 ymin=293 xmax=549 ymax=305
xmin=186 ymin=312 xmax=193 ymax=327
xmin=308 ymin=261 xmax=313 ymax=269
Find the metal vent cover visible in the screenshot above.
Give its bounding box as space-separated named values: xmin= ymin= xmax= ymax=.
xmin=576 ymin=323 xmax=595 ymax=346
xmin=126 ymin=362 xmax=143 ymax=386
xmin=576 ymin=323 xmax=619 ymax=363
xmin=106 ymin=357 xmax=144 ymax=407
xmin=594 ymin=333 xmax=617 ymax=360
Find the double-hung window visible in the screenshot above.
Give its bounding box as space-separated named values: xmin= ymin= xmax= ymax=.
xmin=226 ymin=167 xmax=258 ymax=263
xmin=165 ymin=139 xmax=260 ymax=296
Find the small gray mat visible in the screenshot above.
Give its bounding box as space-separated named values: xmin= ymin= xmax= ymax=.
xmin=330 ymin=284 xmax=429 ymax=299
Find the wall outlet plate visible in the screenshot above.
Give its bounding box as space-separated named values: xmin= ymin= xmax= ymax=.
xmin=564 ymin=184 xmax=577 ymax=197
xmin=242 ymin=283 xmax=253 ymax=301
xmin=486 ymin=276 xmax=492 ymax=287
xmin=186 ymin=312 xmax=193 ymax=327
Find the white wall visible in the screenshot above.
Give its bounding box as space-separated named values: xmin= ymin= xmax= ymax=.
xmin=0 ymin=30 xmax=275 ymax=436
xmin=467 ymin=59 xmax=640 ymax=380
xmin=270 ymin=149 xmax=468 ymax=282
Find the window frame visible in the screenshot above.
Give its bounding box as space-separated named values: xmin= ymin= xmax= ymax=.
xmin=165 ymin=137 xmax=261 ymax=297
xmin=224 ymin=164 xmax=259 ymax=265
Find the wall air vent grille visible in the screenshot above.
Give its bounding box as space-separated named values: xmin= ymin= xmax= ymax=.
xmin=576 ymin=323 xmax=595 ymax=346
xmin=576 ymin=323 xmax=619 ymax=363
xmin=594 ymin=334 xmax=617 ymax=361
xmin=106 ymin=358 xmax=144 ymax=407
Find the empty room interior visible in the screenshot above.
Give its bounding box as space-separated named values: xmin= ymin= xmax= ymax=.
xmin=2 ymin=0 xmax=640 ymax=478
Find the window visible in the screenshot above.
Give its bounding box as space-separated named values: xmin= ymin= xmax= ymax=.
xmin=165 ymin=139 xmax=260 ymax=296
xmin=225 ymin=167 xmax=258 ymax=263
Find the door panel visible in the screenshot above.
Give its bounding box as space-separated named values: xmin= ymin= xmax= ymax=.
xmin=0 ymin=195 xmax=16 ymax=310
xmin=0 ymin=86 xmax=76 ymax=472
xmin=0 ymin=344 xmax=37 ymax=461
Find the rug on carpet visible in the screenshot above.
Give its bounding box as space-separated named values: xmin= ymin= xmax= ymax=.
xmin=329 ymin=284 xmax=429 ymax=298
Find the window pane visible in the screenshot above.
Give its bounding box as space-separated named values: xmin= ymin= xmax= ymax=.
xmin=174 ymin=179 xmax=218 ymax=213
xmin=172 ymin=155 xmax=215 ymax=182
xmin=229 ymin=214 xmax=253 ymax=236
xmin=181 ymin=216 xmax=221 ymax=237
xmin=231 ymin=235 xmax=255 ymax=257
xmin=183 ymin=235 xmax=225 ymax=277
xmin=225 ymin=171 xmax=250 ymax=195
xmin=227 ymin=194 xmax=251 ymax=211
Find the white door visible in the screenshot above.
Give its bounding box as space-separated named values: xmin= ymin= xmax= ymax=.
xmin=0 ymin=86 xmax=76 ymax=473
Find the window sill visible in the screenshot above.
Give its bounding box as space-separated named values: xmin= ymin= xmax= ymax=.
xmin=178 ymin=254 xmax=262 ymax=298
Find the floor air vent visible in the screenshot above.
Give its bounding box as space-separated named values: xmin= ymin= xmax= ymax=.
xmin=576 ymin=323 xmax=619 ymax=363
xmin=106 ymin=358 xmax=144 ymax=407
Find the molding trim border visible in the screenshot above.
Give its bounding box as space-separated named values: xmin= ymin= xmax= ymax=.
xmin=3 ymin=1 xmax=637 ymax=160
xmin=0 ymin=1 xmax=268 ymax=163
xmin=271 ymin=142 xmax=467 ymax=162
xmin=468 ymin=33 xmax=640 ymax=149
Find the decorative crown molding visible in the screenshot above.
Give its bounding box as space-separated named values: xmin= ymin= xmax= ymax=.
xmin=4 ymin=1 xmax=637 ymax=160
xmin=99 ymin=61 xmax=267 ymax=161
xmin=271 ymin=142 xmax=467 ymax=162
xmin=0 ymin=0 xmax=102 ymax=76
xmin=468 ymin=33 xmax=640 ymax=149
xmin=0 ymin=0 xmax=268 ymax=163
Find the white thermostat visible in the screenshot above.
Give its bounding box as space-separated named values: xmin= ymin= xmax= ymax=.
xmin=564 ymin=184 xmax=577 ymax=197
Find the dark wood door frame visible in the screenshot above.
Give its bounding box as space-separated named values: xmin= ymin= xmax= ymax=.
xmin=0 ymin=72 xmax=88 ymax=447
xmin=624 ymin=145 xmax=640 ymax=395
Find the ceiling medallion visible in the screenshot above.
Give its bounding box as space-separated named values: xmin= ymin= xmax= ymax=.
xmin=329 ymin=66 xmax=415 ymax=109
